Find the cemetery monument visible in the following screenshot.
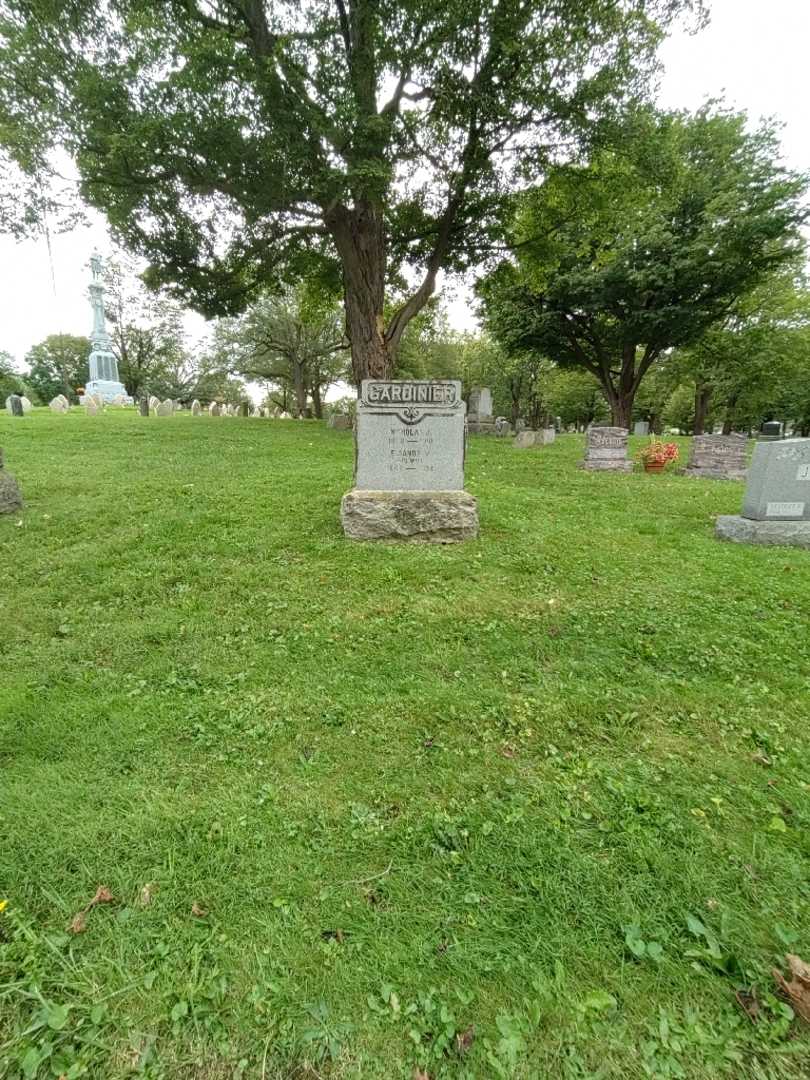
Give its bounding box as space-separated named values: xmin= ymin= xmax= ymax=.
xmin=341 ymin=379 xmax=478 ymax=542
xmin=6 ymin=395 xmax=24 ymax=417
xmin=581 ymin=426 xmax=632 ymax=471
xmin=467 ymin=386 xmax=496 ymax=435
xmin=683 ymin=434 xmax=748 ymax=481
xmin=716 ymin=439 xmax=810 ymax=548
xmin=80 ymin=253 xmax=133 ymax=405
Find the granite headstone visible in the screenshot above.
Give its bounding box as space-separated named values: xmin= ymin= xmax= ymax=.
xmin=716 ymin=438 xmax=810 ymax=548
xmin=683 ymin=434 xmax=747 ymax=481
xmin=581 ymin=426 xmax=632 ymax=472
xmin=341 ymin=379 xmax=478 ymax=542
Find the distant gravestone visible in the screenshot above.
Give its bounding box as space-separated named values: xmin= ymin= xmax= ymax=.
xmin=209 ymin=402 xmax=220 ymax=417
xmin=139 ymin=396 xmax=150 ymax=417
xmin=633 ymin=421 xmax=650 ymax=436
xmin=20 ymin=396 xmax=33 ymax=413
xmin=494 ymin=417 xmax=512 ymax=437
xmin=149 ymin=395 xmax=161 ymax=411
xmin=49 ymin=395 xmax=69 ymax=413
xmin=581 ymin=426 xmax=631 ymax=472
xmin=7 ymin=395 xmax=24 ymax=417
xmin=85 ymin=399 xmax=100 ymax=416
xmin=760 ymin=420 xmax=784 ymax=440
xmin=191 ymin=399 xmax=202 ymax=416
xmin=683 ymin=434 xmax=747 ymax=481
xmin=341 ymin=379 xmax=478 ymax=542
xmin=716 ymin=438 xmax=810 ymax=548
xmin=0 ymin=447 xmax=23 ymax=513
xmin=467 ymin=386 xmax=496 ymax=435
xmin=514 ymin=418 xmax=527 ymax=434
xmin=280 ymin=411 xmax=291 ymax=419
xmin=263 ymin=407 xmax=271 ymax=418
xmin=328 ymin=414 xmax=352 ymax=430
xmin=513 ymin=428 xmax=556 ymax=449
xmin=111 ymin=394 xmax=126 ymax=406
xmin=156 ymin=399 xmax=174 ymax=417
xmin=239 ymin=402 xmax=249 ymax=417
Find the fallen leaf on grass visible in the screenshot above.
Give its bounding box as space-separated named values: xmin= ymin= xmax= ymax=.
xmin=752 ymin=751 xmax=772 ymax=767
xmin=735 ymin=989 xmax=761 ymax=1023
xmin=191 ymin=902 xmax=208 ymax=918
xmin=67 ymin=885 xmax=114 ymax=933
xmin=500 ymin=745 xmax=515 ymax=759
xmin=773 ymin=954 xmax=810 ymax=1022
xmin=455 ymin=1026 xmax=475 ymax=1055
xmin=137 ymin=883 xmax=158 ymax=907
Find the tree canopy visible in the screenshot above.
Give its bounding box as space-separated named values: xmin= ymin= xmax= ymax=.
xmin=25 ymin=334 xmax=90 ymax=403
xmin=0 ymin=0 xmax=702 ymax=384
xmin=480 ymin=107 xmax=808 ymax=426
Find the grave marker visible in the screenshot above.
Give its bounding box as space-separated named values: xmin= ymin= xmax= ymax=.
xmin=341 ymin=379 xmax=478 ymax=542
xmin=581 ymin=426 xmax=631 ymax=472
xmin=716 ymin=439 xmax=810 ymax=548
xmin=683 ymin=434 xmax=747 ymax=481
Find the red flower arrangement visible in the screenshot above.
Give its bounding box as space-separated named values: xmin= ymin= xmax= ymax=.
xmin=637 ymin=438 xmax=679 ymax=468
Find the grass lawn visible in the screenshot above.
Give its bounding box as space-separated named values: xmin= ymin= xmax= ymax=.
xmin=2 ymin=409 xmax=810 ymax=1079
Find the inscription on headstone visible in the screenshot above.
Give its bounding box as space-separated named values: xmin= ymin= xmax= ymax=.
xmin=683 ymin=434 xmax=748 ymax=481
xmin=354 ymin=380 xmax=466 ymax=491
xmin=581 ymin=426 xmax=632 ymax=472
xmin=341 ymin=380 xmax=478 ymax=542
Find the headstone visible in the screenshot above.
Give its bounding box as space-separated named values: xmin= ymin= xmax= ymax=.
xmin=514 ymin=418 xmax=527 ymax=434
xmin=156 ymin=399 xmax=174 ymax=417
xmin=19 ymin=396 xmax=33 ymax=413
xmin=111 ymin=394 xmax=126 ymax=406
xmin=633 ymin=421 xmax=650 ymax=436
xmin=328 ymin=414 xmax=353 ymax=430
xmin=581 ymin=426 xmax=632 ymax=472
xmin=263 ymin=407 xmax=271 ymax=418
xmin=85 ymin=400 xmax=99 ymax=416
xmin=494 ymin=417 xmax=512 ymax=437
xmin=513 ymin=428 xmax=556 ymax=449
xmin=6 ymin=395 xmax=24 ymax=417
xmin=49 ymin=395 xmax=69 ymax=413
xmin=280 ymin=411 xmax=291 ymax=419
xmin=239 ymin=402 xmax=249 ymax=417
xmin=467 ymin=385 xmax=496 ymax=435
xmin=682 ymin=434 xmax=747 ymax=481
xmin=209 ymin=403 xmax=220 ymax=417
xmin=760 ymin=421 xmax=784 ymax=440
xmin=191 ymin=399 xmax=202 ymax=416
xmin=251 ymin=406 xmax=261 ymax=418
xmin=716 ymin=439 xmax=810 ymax=548
xmin=139 ymin=396 xmax=150 ymax=417
xmin=341 ymin=379 xmax=478 ymax=542
xmin=0 ymin=448 xmax=23 ymax=514
xmin=149 ymin=395 xmax=161 ymax=412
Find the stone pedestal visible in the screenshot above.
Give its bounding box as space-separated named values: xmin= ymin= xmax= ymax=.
xmin=716 ymin=516 xmax=810 ymax=549
xmin=341 ymin=490 xmax=478 ymax=543
xmin=328 ymin=414 xmax=353 ymax=430
xmin=467 ymin=413 xmax=497 ymax=435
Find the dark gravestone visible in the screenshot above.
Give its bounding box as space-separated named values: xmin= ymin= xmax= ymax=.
xmin=239 ymin=402 xmax=249 ymax=417
xmin=683 ymin=434 xmax=747 ymax=481
xmin=0 ymin=448 xmax=23 ymax=513
xmin=761 ymin=421 xmax=784 ymax=440
xmin=8 ymin=395 xmax=24 ymax=418
xmin=139 ymin=396 xmax=150 ymax=417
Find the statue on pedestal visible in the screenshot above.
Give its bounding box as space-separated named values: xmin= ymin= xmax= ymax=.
xmin=79 ymin=253 xmax=133 ymax=405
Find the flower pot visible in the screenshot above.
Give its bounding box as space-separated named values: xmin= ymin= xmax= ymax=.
xmin=644 ymin=461 xmax=665 ymax=473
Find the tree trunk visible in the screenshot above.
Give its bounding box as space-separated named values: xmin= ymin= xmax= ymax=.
xmin=326 ymin=202 xmax=390 ymax=384
xmin=609 ymin=395 xmax=633 ymax=429
xmin=693 ymin=383 xmax=711 ymax=435
xmin=292 ymin=360 xmax=307 ymax=418
xmin=311 ymin=381 xmax=323 ymax=420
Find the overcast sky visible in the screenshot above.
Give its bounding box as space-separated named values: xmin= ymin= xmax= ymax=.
xmin=1 ymin=0 xmax=808 ymax=369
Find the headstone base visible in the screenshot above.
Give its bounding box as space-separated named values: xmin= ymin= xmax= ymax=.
xmin=341 ymin=490 xmax=479 ymax=543
xmin=79 ymin=379 xmax=133 ymax=405
xmin=580 ymin=460 xmax=633 ymax=472
xmin=467 ymin=417 xmax=496 ymax=435
xmin=682 ymin=466 xmax=747 ymax=481
xmin=715 ymin=515 xmax=810 ymax=549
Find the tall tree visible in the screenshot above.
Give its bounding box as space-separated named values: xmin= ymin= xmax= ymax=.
xmin=481 ymin=108 xmax=807 ymax=427
xmin=0 ymin=0 xmax=701 ymax=385
xmin=103 ymin=255 xmax=188 ymax=400
xmin=0 ymin=350 xmax=26 ymax=401
xmin=25 ymin=334 xmax=90 ymax=403
xmin=212 ymin=290 xmax=346 ymax=417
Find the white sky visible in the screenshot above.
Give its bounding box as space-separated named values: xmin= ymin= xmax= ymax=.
xmin=1 ymin=0 xmax=808 ymax=370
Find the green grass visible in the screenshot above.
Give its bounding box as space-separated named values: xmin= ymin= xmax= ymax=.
xmin=1 ymin=409 xmax=809 ymax=1079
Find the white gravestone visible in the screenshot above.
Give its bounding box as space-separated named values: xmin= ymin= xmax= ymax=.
xmin=581 ymin=426 xmax=632 ymax=472
xmin=341 ymin=379 xmax=478 ymax=542
xmin=209 ymin=402 xmax=220 ymax=417
xmin=156 ymin=399 xmax=174 ymax=417
xmin=716 ymin=439 xmax=810 ymax=548
xmin=191 ymin=399 xmax=201 ymax=416
xmin=49 ymin=396 xmax=69 ymax=412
